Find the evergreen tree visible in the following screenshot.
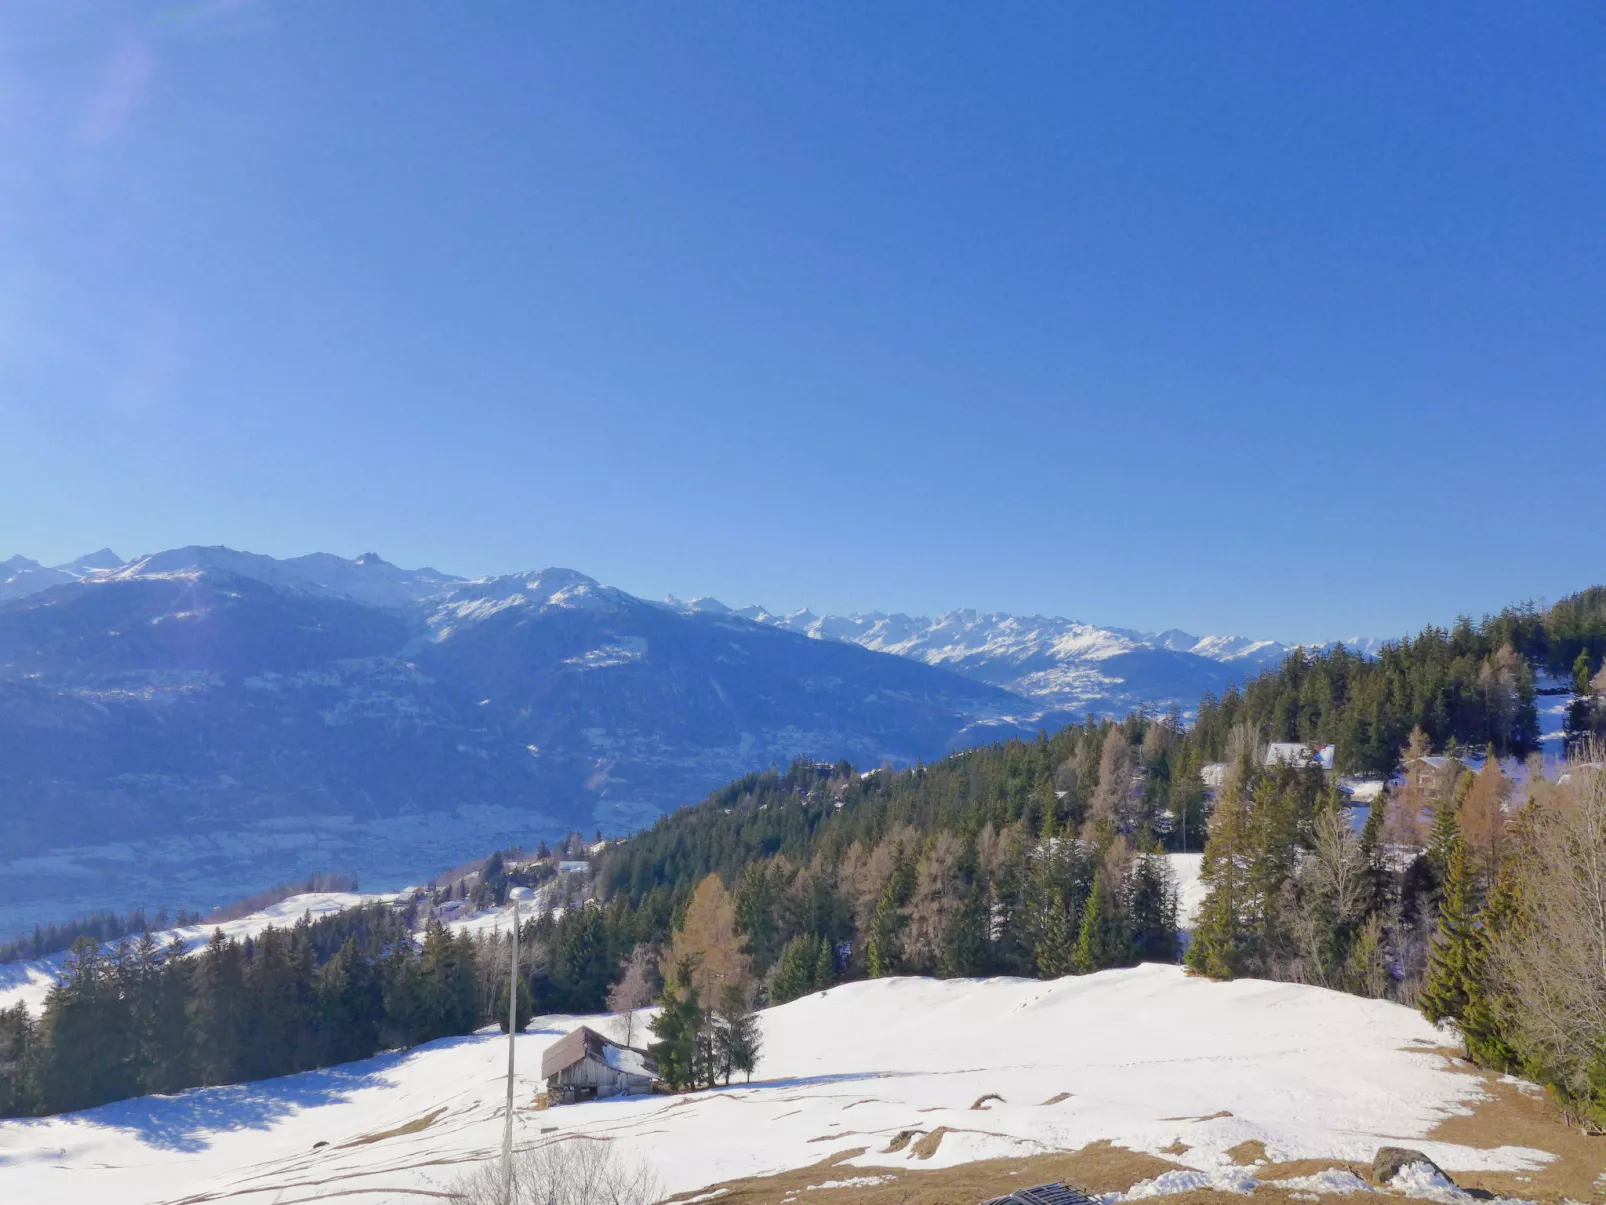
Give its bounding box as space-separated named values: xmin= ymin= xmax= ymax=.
xmin=1034 ymin=895 xmax=1074 ymax=978
xmin=1073 ymin=869 xmax=1129 ymax=974
xmin=940 ymin=884 xmax=989 ymax=978
xmin=712 ymin=986 xmax=761 ymax=1086
xmin=1126 ymin=854 xmax=1181 ymax=964
xmin=767 ymin=934 xmax=823 ymax=1005
xmin=1419 ymin=835 xmax=1478 ymax=1027
xmin=0 ymin=1003 xmax=36 ymax=1117
xmin=192 ymin=930 xmax=250 ymax=1086
xmin=647 ymin=960 xmax=703 ymax=1092
xmin=317 ymin=937 xmax=384 ymax=1063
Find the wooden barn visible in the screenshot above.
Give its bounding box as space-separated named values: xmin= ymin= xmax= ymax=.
xmin=539 ymin=1025 xmax=658 ymax=1103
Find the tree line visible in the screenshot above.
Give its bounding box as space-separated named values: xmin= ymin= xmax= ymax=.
xmin=0 ymin=902 xmax=535 ymax=1117
xmin=0 ymin=906 xmax=203 ymax=966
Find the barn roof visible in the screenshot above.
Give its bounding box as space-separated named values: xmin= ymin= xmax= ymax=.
xmin=539 ymin=1025 xmax=657 ymax=1082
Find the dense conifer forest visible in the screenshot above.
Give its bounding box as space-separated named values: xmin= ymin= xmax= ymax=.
xmin=2 ymin=588 xmax=1604 ymax=1124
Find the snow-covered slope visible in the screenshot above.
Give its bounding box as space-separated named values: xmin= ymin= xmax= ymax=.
xmin=0 ymin=966 xmax=1551 ymax=1205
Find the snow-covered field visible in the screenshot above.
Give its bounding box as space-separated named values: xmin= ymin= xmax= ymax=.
xmin=0 ymin=965 xmax=1553 ymax=1205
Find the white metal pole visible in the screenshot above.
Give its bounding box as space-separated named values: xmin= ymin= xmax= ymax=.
xmin=502 ymin=886 xmax=533 ymax=1205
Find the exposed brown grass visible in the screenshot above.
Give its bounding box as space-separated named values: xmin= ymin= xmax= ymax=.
xmin=1419 ymin=1052 xmax=1606 ymax=1204
xmin=337 ymin=1106 xmax=447 ymax=1148
xmin=1038 ymin=1092 xmax=1073 ymax=1106
xmin=971 ymin=1094 xmax=1005 ymax=1111
xmin=912 ymin=1127 xmax=953 ymax=1158
xmin=1225 ymin=1139 xmax=1268 ymax=1166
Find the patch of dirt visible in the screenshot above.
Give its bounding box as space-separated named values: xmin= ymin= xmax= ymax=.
xmin=1226 ymin=1139 xmax=1269 ymax=1166
xmin=972 ymin=1093 xmax=1005 ymax=1111
xmin=883 ymin=1130 xmax=921 ymax=1153
xmin=1420 ymin=1055 xmax=1606 ymax=1204
xmin=337 ymin=1106 xmax=447 ymax=1148
xmin=1160 ymin=1109 xmax=1233 ymax=1122
xmin=1159 ymin=1139 xmax=1191 ymax=1156
xmin=912 ymin=1126 xmax=953 ymax=1158
xmin=1039 ymin=1092 xmax=1073 ymax=1106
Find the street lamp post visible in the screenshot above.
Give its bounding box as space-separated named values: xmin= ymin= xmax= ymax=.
xmin=502 ymin=885 xmax=535 ymax=1205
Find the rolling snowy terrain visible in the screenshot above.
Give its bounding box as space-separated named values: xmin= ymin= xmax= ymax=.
xmin=0 ymin=965 xmax=1558 ymax=1205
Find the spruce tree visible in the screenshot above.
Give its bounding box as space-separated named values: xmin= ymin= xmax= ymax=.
xmin=1073 ymin=870 xmax=1129 ymax=974
xmin=767 ymin=935 xmax=820 ymax=1005
xmin=1419 ymin=836 xmax=1477 ymax=1027
xmin=648 ymin=961 xmax=703 ymax=1092
xmin=1035 ymin=895 xmax=1074 ymax=978
xmin=812 ymin=935 xmax=835 ymax=989
xmin=0 ymin=1003 xmax=36 ymax=1118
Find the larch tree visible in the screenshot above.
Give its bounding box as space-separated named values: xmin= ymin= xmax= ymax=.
xmin=1459 ymin=750 xmax=1511 ymax=897
xmin=667 ymin=875 xmax=753 ymax=1008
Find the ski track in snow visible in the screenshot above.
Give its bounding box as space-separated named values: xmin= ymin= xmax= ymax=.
xmin=0 ymin=965 xmax=1555 ymax=1205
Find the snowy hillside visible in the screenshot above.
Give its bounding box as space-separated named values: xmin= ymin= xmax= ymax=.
xmin=0 ymin=966 xmax=1559 ymax=1205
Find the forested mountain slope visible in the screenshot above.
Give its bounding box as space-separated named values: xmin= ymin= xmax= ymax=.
xmin=0 ymin=549 xmax=1040 ymax=938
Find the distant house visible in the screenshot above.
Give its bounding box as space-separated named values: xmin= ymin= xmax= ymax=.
xmin=1338 ymin=777 xmax=1386 ymax=804
xmin=1199 ymin=762 xmax=1228 ymax=790
xmin=557 ymin=860 xmax=589 ymax=875
xmin=1265 ymin=742 xmax=1336 ymax=771
xmin=540 ymin=1025 xmax=658 ymax=1104
xmin=978 ymin=1184 xmax=1097 ymax=1205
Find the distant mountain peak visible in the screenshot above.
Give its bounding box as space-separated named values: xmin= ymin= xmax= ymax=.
xmin=57 ymin=548 xmax=124 ymax=573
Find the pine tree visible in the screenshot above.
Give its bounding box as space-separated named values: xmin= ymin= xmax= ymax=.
xmin=0 ymin=1003 xmax=36 ymax=1117
xmin=191 ymin=930 xmax=247 ymax=1086
xmin=1126 ymin=854 xmax=1180 ymax=964
xmin=866 ymin=881 xmax=904 ymax=978
xmin=939 ymin=884 xmax=989 ymax=977
xmin=767 ymin=935 xmax=821 ymax=1005
xmin=1073 ymin=869 xmax=1129 ymax=974
xmin=1035 ymin=895 xmax=1074 ymax=977
xmin=1419 ymin=835 xmax=1478 ymax=1027
xmin=648 ymin=959 xmax=703 ymax=1092
xmin=712 ymin=986 xmax=761 ymax=1086
xmin=812 ymin=936 xmax=836 ymax=989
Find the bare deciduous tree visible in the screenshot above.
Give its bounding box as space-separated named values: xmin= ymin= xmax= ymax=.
xmin=1488 ymin=747 xmax=1606 ymax=1126
xmin=449 ymin=1138 xmax=661 ymax=1205
xmin=607 ymin=944 xmax=659 ymax=1049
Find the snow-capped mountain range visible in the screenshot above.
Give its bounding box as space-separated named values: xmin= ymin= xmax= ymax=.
xmin=670 ymin=597 xmax=1380 ymax=713
xmin=0 ymin=545 xmax=1374 ymax=934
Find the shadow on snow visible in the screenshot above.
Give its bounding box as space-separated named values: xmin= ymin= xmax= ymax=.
xmin=3 ymin=1034 xmax=487 ymax=1155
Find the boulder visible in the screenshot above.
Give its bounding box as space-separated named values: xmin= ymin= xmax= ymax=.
xmin=1371 ymin=1146 xmax=1450 ymax=1186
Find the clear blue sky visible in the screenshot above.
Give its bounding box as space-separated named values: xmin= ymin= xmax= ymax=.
xmin=3 ymin=3 xmax=1602 ymax=641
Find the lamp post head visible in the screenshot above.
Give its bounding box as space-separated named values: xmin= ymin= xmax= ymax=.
xmin=508 ymin=886 xmax=535 ymax=902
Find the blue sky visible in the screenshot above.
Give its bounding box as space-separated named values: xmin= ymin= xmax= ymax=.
xmin=2 ymin=3 xmax=1602 ymax=641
